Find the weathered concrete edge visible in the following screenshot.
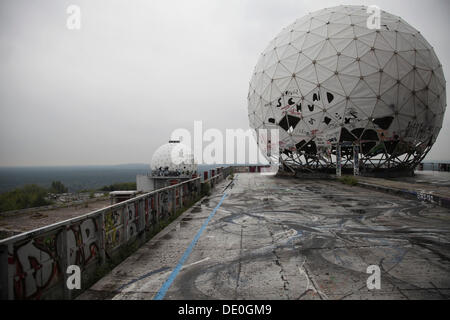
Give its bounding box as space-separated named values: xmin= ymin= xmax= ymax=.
xmin=79 ymin=193 xmax=212 ymax=300
xmin=0 ymin=167 xmax=233 ymax=300
xmin=356 ymin=181 xmax=450 ymax=209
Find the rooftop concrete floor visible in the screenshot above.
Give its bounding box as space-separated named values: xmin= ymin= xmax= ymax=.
xmin=409 ymin=171 xmax=450 ymax=188
xmin=0 ymin=199 xmax=111 ymax=238
xmin=79 ymin=173 xmax=450 ymax=300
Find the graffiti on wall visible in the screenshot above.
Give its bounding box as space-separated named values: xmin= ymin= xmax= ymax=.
xmin=104 ymin=209 xmax=123 ymax=251
xmin=160 ymin=191 xmax=169 ymax=220
xmin=1 ymin=175 xmax=209 ymax=300
xmin=7 ymin=217 xmax=99 ymax=299
xmin=9 ymin=232 xmax=61 ymax=299
xmin=66 ymin=218 xmax=99 ymax=266
xmin=125 ymin=202 xmax=138 ymax=240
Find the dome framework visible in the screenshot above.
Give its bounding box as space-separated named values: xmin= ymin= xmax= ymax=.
xmin=248 ymin=5 xmax=446 ymax=174
xmin=151 ymin=141 xmax=197 ymax=177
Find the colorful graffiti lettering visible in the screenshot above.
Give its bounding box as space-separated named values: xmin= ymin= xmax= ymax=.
xmin=7 ymin=218 xmax=100 ymax=299
xmin=66 ymin=218 xmax=99 ymax=266
xmin=0 ymin=174 xmax=216 ymax=299
xmin=10 ymin=237 xmax=60 ymax=299
xmin=105 ymin=209 xmax=123 ymax=250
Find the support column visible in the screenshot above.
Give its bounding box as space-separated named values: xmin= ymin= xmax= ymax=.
xmin=353 ymin=144 xmax=360 ymax=176
xmin=336 ymin=143 xmax=342 ymax=177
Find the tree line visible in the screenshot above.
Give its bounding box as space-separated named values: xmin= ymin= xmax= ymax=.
xmin=0 ymin=180 xmax=136 ymax=212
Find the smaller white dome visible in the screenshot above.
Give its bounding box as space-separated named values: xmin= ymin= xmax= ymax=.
xmin=151 ymin=141 xmax=197 ymax=177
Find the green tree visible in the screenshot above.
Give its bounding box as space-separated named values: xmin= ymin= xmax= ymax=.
xmin=0 ymin=184 xmax=52 ymax=212
xmin=99 ymin=182 xmax=136 ymax=191
xmin=49 ymin=181 xmax=68 ymax=194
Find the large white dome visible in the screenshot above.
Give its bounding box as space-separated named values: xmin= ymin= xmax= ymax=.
xmin=248 ymin=5 xmax=446 ymax=172
xmin=151 ymin=141 xmax=197 ymax=176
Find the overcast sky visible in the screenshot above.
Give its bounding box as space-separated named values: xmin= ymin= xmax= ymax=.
xmin=0 ymin=0 xmax=449 ymax=166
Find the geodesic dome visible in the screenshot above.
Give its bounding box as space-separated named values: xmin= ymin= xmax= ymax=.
xmin=151 ymin=141 xmax=197 ymax=177
xmin=248 ymin=5 xmax=446 ymax=173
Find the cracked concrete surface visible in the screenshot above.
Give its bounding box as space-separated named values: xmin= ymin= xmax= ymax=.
xmin=78 ymin=173 xmax=450 ymax=300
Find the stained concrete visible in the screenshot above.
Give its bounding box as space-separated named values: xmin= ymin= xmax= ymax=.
xmin=356 ymin=174 xmax=450 ymax=199
xmin=0 ymin=199 xmax=111 ymax=238
xmin=79 ymin=173 xmax=450 ymax=300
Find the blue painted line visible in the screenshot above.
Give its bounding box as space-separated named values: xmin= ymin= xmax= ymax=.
xmin=117 ymin=266 xmax=170 ymax=291
xmin=153 ymin=192 xmax=228 ymax=300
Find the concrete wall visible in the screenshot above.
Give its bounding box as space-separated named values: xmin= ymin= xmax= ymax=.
xmin=203 ymin=167 xmax=232 ymax=189
xmin=136 ymin=175 xmax=155 ymax=192
xmin=0 ymin=170 xmax=233 ymax=300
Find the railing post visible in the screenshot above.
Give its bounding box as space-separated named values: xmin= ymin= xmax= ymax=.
xmin=60 ymin=225 xmax=71 ymax=300
xmin=98 ymin=212 xmax=106 ymax=265
xmin=124 ymin=204 xmax=130 ymax=242
xmin=0 ymin=244 xmax=9 ymax=300
xmin=139 ymin=199 xmax=145 ymax=240
xmin=197 ymin=179 xmax=200 ymax=199
xmin=168 ymin=191 xmax=171 ymax=218
xmin=180 ymin=185 xmax=184 ymax=209
xmin=155 ymin=192 xmax=160 ymax=225
xmin=172 ymin=188 xmax=176 ymax=216
xmin=164 ymin=191 xmax=167 ymax=221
